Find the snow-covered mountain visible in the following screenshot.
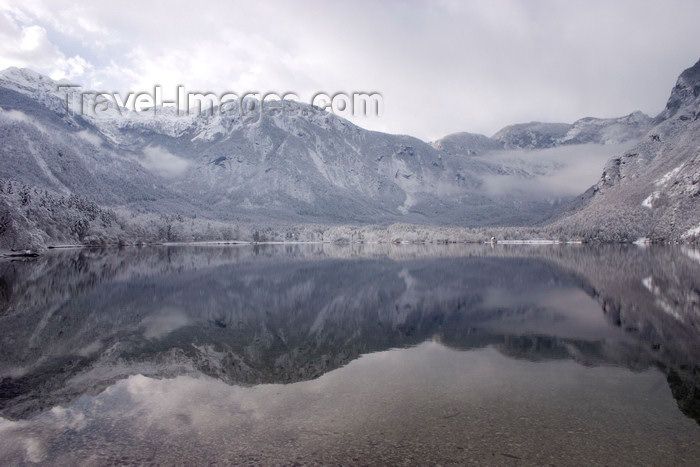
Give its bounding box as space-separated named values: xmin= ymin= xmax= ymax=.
xmin=552 ymin=59 xmax=700 ymax=242
xmin=433 ymin=112 xmax=652 ymax=154
xmin=0 ymin=67 xmax=650 ymax=230
xmin=0 ymin=69 xmax=188 ymax=212
xmin=489 ymin=112 xmax=653 ymax=150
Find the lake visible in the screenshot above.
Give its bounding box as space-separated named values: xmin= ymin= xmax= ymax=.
xmin=0 ymin=243 xmax=699 ymax=465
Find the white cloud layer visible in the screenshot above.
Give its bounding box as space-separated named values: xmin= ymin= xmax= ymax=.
xmin=476 ymin=143 xmax=635 ymax=198
xmin=139 ymin=146 xmax=190 ymax=178
xmin=0 ymin=0 xmax=699 ymax=140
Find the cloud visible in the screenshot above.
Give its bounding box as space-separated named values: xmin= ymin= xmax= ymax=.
xmin=1 ymin=1 xmax=700 ymax=140
xmin=0 ymin=8 xmax=92 ymax=80
xmin=477 ymin=143 xmax=633 ymax=198
xmin=0 ymin=108 xmax=51 ymax=134
xmin=139 ymin=146 xmax=190 ymax=178
xmin=74 ymin=129 xmax=102 ymax=146
xmin=0 ymin=108 xmax=32 ymax=123
xmin=140 ymin=307 xmax=191 ymax=339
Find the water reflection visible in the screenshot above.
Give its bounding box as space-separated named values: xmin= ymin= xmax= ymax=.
xmin=0 ymin=244 xmax=699 ymax=464
xmin=2 ymin=344 xmax=698 ymax=465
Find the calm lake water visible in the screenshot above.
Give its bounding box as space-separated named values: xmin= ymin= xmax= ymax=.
xmin=0 ymin=243 xmax=699 ymax=465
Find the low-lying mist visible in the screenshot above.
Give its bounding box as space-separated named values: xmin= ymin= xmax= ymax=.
xmin=477 ymin=142 xmax=635 ymax=198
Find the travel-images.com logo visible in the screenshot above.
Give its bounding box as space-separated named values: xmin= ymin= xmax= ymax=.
xmin=56 ymin=85 xmax=384 ymax=120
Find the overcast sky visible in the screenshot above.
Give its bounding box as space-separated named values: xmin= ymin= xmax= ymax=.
xmin=1 ymin=0 xmax=699 ymax=141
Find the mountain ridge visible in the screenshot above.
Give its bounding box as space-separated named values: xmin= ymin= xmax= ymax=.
xmin=0 ymin=59 xmax=698 ymax=246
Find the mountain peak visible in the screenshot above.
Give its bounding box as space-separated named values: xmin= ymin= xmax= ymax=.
xmin=658 ymin=58 xmax=700 ymax=120
xmin=0 ymin=67 xmax=56 ymax=86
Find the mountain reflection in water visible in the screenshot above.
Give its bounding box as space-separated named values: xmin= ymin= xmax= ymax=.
xmin=0 ymin=243 xmax=699 ymax=465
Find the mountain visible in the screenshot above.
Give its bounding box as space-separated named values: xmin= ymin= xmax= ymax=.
xmin=432 ymin=112 xmax=652 ymax=154
xmin=489 ymin=112 xmax=652 ymax=150
xmin=3 ymin=60 xmax=699 ymax=245
xmin=0 ymin=67 xmax=651 ymax=238
xmin=552 ymin=59 xmax=700 ymax=242
xmin=431 ymin=132 xmax=503 ymax=156
xmin=0 ymin=69 xmax=190 ymax=212
xmin=493 ymin=122 xmax=572 ymax=149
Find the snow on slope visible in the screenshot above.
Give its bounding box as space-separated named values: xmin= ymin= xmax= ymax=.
xmin=0 ymin=66 xmax=659 ymax=230
xmin=552 ymin=59 xmax=700 ymax=241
